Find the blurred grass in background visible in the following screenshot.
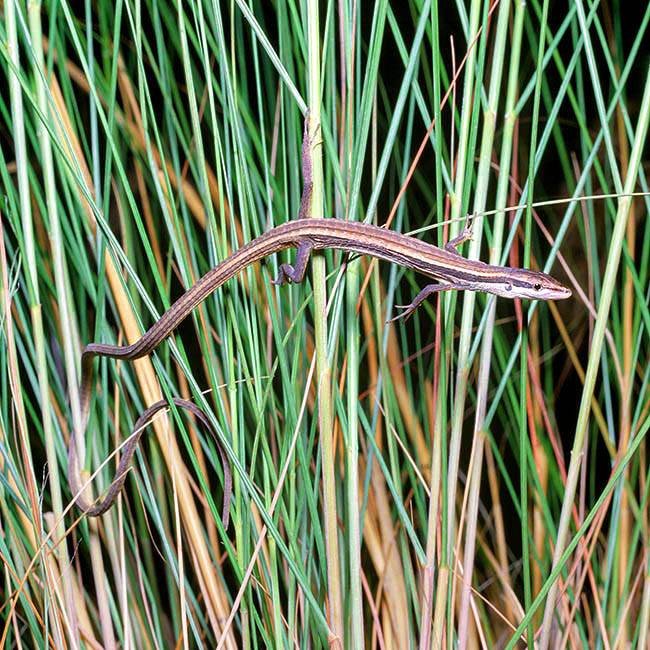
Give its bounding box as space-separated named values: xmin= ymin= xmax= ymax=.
xmin=1 ymin=0 xmax=650 ymax=648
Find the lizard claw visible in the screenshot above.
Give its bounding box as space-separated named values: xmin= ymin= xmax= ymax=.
xmin=387 ymin=303 xmax=417 ymax=323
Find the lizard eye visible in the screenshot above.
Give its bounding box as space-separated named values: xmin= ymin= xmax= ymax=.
xmin=534 ymin=283 xmax=542 ymax=291
xmin=505 ymin=284 xmax=512 ymax=292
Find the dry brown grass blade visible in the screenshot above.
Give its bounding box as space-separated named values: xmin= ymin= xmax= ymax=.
xmin=386 ymin=324 xmax=430 ymax=470
xmin=1 ymin=213 xmax=72 ymax=647
xmin=361 ymin=458 xmax=411 ymax=648
xmin=48 ymin=70 xmax=236 ymax=647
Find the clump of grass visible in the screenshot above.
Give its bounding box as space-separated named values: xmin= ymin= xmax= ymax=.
xmin=1 ymin=2 xmax=649 ymax=648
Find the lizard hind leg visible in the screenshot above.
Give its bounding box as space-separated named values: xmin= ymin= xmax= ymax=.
xmin=445 ymin=214 xmax=474 ymax=255
xmin=298 ymin=109 xmax=323 ymax=220
xmin=298 ymin=111 xmax=315 ymax=220
xmin=270 ymin=241 xmax=312 ymax=285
